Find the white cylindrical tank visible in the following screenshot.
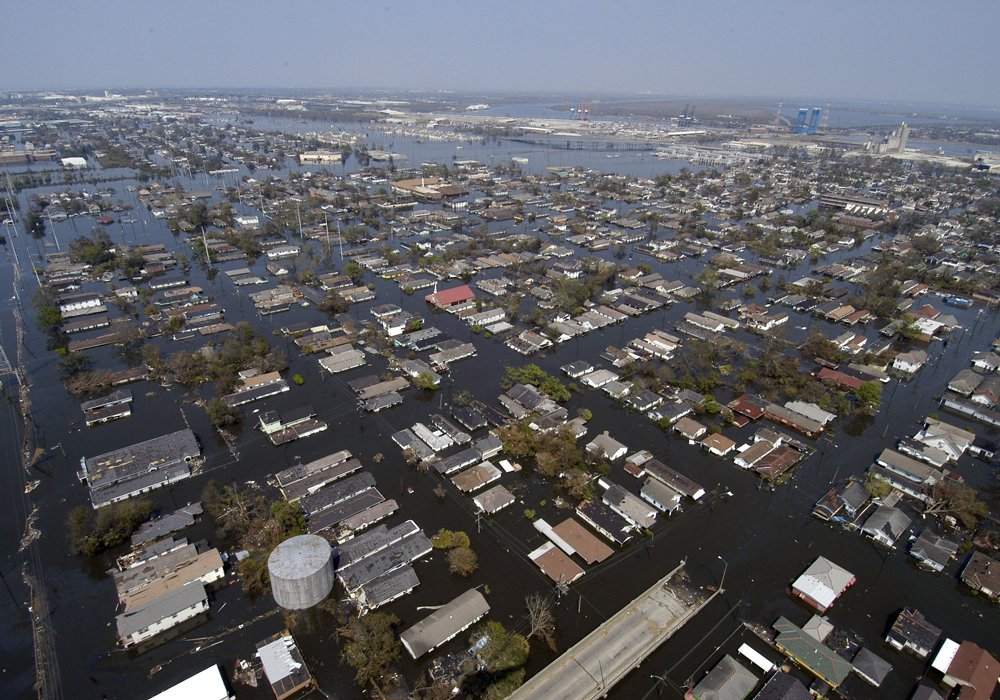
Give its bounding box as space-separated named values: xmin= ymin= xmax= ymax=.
xmin=268 ymin=534 xmax=335 ymax=610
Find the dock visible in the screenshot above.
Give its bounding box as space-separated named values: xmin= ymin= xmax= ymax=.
xmin=508 ymin=562 xmax=713 ymax=700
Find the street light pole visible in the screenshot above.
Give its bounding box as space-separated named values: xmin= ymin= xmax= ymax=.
xmin=717 ymin=555 xmax=728 ymax=594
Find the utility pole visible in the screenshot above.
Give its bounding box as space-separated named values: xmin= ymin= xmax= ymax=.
xmin=201 ymin=226 xmax=211 ymax=263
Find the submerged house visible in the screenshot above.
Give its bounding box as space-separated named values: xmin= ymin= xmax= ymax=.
xmin=860 ymin=505 xmax=912 ymax=548
xmin=773 ymin=617 xmax=853 ymax=689
xmin=684 ymin=654 xmax=757 ymax=700
xmin=910 ymin=530 xmax=960 ymax=572
xmin=885 ymin=607 xmax=941 ymax=659
xmin=960 ymin=552 xmax=1000 ymax=600
xmin=791 ymin=557 xmax=855 ymax=613
xmin=812 ymin=479 xmax=869 ymax=521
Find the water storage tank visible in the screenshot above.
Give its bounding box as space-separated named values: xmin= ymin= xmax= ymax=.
xmin=267 ymin=534 xmax=335 ymax=610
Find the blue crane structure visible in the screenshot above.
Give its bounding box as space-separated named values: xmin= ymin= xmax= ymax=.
xmin=793 ymin=106 xmax=823 ymax=135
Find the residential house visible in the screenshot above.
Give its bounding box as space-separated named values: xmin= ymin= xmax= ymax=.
xmin=674 ymin=417 xmax=708 ymax=441
xmin=754 ymin=445 xmax=805 ymax=481
xmin=649 ymin=401 xmax=693 ymax=425
xmin=885 ymin=608 xmax=941 ymax=659
xmin=971 ymin=351 xmax=1000 ymax=373
xmin=701 ymin=433 xmax=736 ymax=457
xmin=812 ymin=479 xmax=870 ymax=521
xmin=626 ymin=389 xmax=663 ymax=413
xmin=791 ymin=557 xmax=856 ymax=612
xmin=772 ymin=617 xmax=853 ymax=688
xmin=601 ymin=481 xmax=657 ymax=529
xmin=752 ymin=673 xmax=810 ymax=700
xmin=931 ymin=641 xmax=998 ymax=700
xmin=915 ymin=419 xmax=973 ymax=461
xmin=734 ymin=441 xmax=775 ymax=470
xmin=960 ymin=552 xmax=1000 ymax=599
xmin=948 ymin=369 xmax=983 ymax=397
xmin=684 ymin=654 xmax=757 ymax=700
xmin=851 ymin=648 xmax=893 ymax=688
xmin=641 ymin=478 xmax=683 ymax=515
xmin=971 ymin=375 xmax=1000 ymax=406
xmin=585 ymin=432 xmax=628 ymax=461
xmin=909 ymin=530 xmax=960 ymax=572
xmin=873 ymin=449 xmax=943 ymax=499
xmin=861 ymin=505 xmax=912 ymax=548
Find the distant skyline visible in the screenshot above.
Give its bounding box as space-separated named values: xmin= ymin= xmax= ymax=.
xmin=4 ymin=1 xmax=999 ymax=109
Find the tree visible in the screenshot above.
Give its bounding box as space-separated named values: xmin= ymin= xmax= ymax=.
xmin=23 ymin=210 xmax=46 ymax=238
xmin=448 ymin=547 xmax=479 ymax=576
xmin=924 ymin=481 xmax=989 ymax=529
xmin=35 ymin=306 xmax=62 ymax=331
xmin=57 ymin=352 xmax=92 ymax=378
xmin=206 ymin=397 xmax=241 ymax=427
xmin=318 ymin=291 xmax=350 ymax=315
xmin=201 ymin=480 xmax=266 ymax=539
xmin=855 ymin=381 xmax=883 ymax=412
xmin=431 ymin=528 xmax=454 ymax=549
xmin=865 ymin=472 xmax=892 ymax=499
xmin=67 ymin=499 xmax=152 ymax=556
xmin=344 ymin=261 xmax=364 ymax=284
xmin=268 ymin=500 xmax=307 ymax=543
xmin=695 ymin=267 xmax=717 ymax=293
xmin=899 ymin=316 xmax=922 ymax=341
xmin=110 ymin=318 xmax=144 ymax=348
xmin=464 ymin=621 xmax=530 ymax=699
xmin=412 ymin=372 xmax=439 ymax=390
xmin=525 ymin=592 xmax=557 ymax=651
xmin=339 ymin=612 xmax=402 ymax=689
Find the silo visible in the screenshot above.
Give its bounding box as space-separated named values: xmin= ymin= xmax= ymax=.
xmin=267 ymin=534 xmax=335 ymax=610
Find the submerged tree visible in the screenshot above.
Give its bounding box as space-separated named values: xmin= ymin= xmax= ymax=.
xmin=525 ymin=592 xmax=557 ymax=651
xmin=340 ymin=612 xmax=402 ymax=690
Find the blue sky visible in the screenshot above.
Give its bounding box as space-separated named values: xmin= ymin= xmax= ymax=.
xmin=4 ymin=1 xmax=998 ymax=107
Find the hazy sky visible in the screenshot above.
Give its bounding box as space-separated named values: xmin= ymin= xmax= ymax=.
xmin=4 ymin=1 xmax=998 ymax=107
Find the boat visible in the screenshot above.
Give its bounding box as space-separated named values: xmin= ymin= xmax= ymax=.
xmin=944 ymin=296 xmax=973 ymax=308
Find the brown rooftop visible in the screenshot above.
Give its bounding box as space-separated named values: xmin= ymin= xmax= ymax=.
xmin=552 ymin=518 xmax=613 ymax=564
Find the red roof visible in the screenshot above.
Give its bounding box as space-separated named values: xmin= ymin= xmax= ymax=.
xmin=816 ymin=367 xmax=865 ymax=390
xmin=426 ymin=284 xmax=475 ymax=306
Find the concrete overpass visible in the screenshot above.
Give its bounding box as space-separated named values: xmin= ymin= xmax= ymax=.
xmin=509 ymin=561 xmax=713 ymax=700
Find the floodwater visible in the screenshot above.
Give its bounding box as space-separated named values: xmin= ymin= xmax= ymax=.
xmin=0 ymin=121 xmax=998 ymax=700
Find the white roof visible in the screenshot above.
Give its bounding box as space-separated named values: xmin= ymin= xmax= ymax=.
xmin=932 ymin=638 xmax=961 ymax=674
xmin=793 ymin=574 xmax=838 ymax=609
xmin=258 ymin=634 xmax=302 ymax=684
xmin=738 ymin=643 xmax=774 ymax=673
xmin=148 ymin=666 xmax=231 ymax=700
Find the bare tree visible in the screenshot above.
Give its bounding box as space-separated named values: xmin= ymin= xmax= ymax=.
xmin=525 ymin=592 xmax=557 ymax=651
xmin=447 ymin=547 xmax=478 ymax=577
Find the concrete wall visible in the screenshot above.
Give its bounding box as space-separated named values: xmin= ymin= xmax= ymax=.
xmin=268 ymin=535 xmax=336 ymax=610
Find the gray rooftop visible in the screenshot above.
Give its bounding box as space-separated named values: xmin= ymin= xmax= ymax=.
xmin=83 ymin=429 xmax=199 ymax=489
xmin=116 ymin=583 xmax=207 ymax=640
xmin=400 ymin=589 xmax=490 ymax=659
